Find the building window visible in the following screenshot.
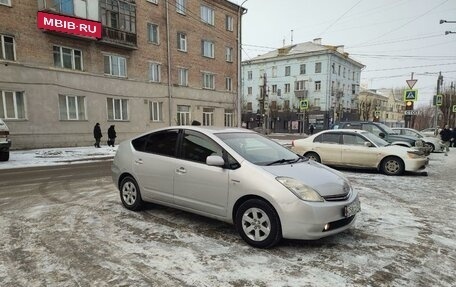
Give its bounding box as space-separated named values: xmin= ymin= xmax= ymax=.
xmin=315 ymin=81 xmax=321 ymax=91
xmin=107 ymin=97 xmax=128 ymax=121
xmin=272 ymin=84 xmax=277 ymax=93
xmin=177 ymin=32 xmax=187 ymax=51
xmin=176 ymin=0 xmax=186 ymax=14
xmin=285 ymin=83 xmax=290 ymax=93
xmin=59 ymin=95 xmax=86 ymax=120
xmin=247 ymin=71 xmax=252 ymax=80
xmin=338 ymin=65 xmax=341 ymax=76
xmin=353 ymin=71 xmax=356 ymax=81
xmin=343 ymin=67 xmax=346 ymax=78
xmin=202 ymin=40 xmax=214 ymax=58
xmin=300 ymin=64 xmax=306 ymax=75
xmin=247 ymin=102 xmax=252 ymax=111
xmin=147 ymin=0 xmax=158 ymax=4
xmin=284 ymin=100 xmax=290 ymax=110
xmin=202 ymin=73 xmax=215 ymax=89
xmin=226 ymin=15 xmax=233 ymax=31
xmin=149 ymin=101 xmax=163 ymax=122
xmin=203 ymin=108 xmax=214 ymax=126
xmin=332 ymin=63 xmax=336 ymax=74
xmin=178 ymin=68 xmax=188 ymax=86
xmin=295 ymin=80 xmax=305 ymax=91
xmin=285 ymin=66 xmax=291 ymax=76
xmin=0 ymin=35 xmax=15 ymax=61
xmin=352 ymin=84 xmax=356 ymax=95
xmin=149 ymin=62 xmax=161 ymax=82
xmin=177 ymin=105 xmax=190 ymax=125
xmin=224 ymin=110 xmax=233 ymax=127
xmin=147 ymin=23 xmax=159 ymax=44
xmin=315 ymin=62 xmax=322 ymax=73
xmin=53 ymin=46 xmax=82 ymax=71
xmin=247 ymin=87 xmax=252 ymax=95
xmin=48 ymin=0 xmax=74 ymax=15
xmin=104 ymin=55 xmax=126 ymax=77
xmin=314 ymin=98 xmax=320 ymax=107
xmin=100 ymin=0 xmax=136 ymax=33
xmin=225 ymin=77 xmax=232 ymax=91
xmin=272 ymin=66 xmax=277 ymax=77
xmin=0 ymin=90 xmax=25 ymax=119
xmin=0 ymin=0 xmax=12 ymax=7
xmin=225 ymin=47 xmax=233 ymax=62
xmin=200 ymin=5 xmax=214 ymax=25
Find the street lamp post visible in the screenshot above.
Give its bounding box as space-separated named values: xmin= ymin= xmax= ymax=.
xmin=237 ymin=1 xmax=248 ymax=127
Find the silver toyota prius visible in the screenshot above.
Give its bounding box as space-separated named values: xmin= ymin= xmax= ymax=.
xmin=112 ymin=126 xmax=360 ymax=248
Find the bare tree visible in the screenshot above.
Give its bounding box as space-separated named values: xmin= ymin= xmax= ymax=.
xmin=358 ymin=99 xmax=373 ymax=121
xmin=413 ymin=106 xmax=434 ymax=130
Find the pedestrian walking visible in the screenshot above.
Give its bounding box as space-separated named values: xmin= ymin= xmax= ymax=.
xmin=107 ymin=125 xmax=117 ymax=147
xmin=309 ymin=124 xmax=315 ymax=135
xmin=439 ymin=124 xmax=451 ymax=156
xmin=93 ymin=123 xmax=102 ymax=148
xmin=451 ymin=127 xmax=456 ymax=148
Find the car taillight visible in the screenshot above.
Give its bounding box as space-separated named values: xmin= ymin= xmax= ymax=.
xmin=0 ymin=131 xmax=9 ymax=136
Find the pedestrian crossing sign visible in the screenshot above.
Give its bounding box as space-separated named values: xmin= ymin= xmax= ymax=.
xmin=453 ymin=105 xmax=456 ymax=113
xmin=403 ymin=89 xmax=418 ymax=101
xmin=300 ymin=100 xmax=309 ymax=110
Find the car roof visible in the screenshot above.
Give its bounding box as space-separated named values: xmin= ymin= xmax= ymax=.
xmin=321 ymin=129 xmax=367 ymax=134
xmin=133 ymin=126 xmax=255 ymax=139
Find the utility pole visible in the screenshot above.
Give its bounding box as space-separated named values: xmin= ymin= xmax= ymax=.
xmin=434 ymin=72 xmax=443 ymax=127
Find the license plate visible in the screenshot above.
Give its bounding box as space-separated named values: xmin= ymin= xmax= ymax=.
xmin=344 ymin=198 xmax=361 ymax=217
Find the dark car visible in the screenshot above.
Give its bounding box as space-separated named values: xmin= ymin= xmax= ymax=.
xmin=0 ymin=119 xmax=11 ymax=161
xmin=333 ymin=121 xmax=429 ymax=155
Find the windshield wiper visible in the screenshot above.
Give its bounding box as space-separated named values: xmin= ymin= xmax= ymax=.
xmin=290 ymin=155 xmax=309 ymax=164
xmin=266 ymin=158 xmax=296 ymax=166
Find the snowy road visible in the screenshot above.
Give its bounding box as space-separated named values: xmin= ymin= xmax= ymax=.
xmin=0 ymin=151 xmax=455 ymax=286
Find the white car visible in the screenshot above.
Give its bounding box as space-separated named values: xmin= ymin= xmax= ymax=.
xmin=392 ymin=128 xmax=444 ymax=153
xmin=291 ymin=129 xmax=428 ymax=176
xmin=420 ymin=128 xmax=439 ymax=138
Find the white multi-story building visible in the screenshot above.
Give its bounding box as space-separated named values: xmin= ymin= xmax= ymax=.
xmin=241 ymin=39 xmax=364 ymax=132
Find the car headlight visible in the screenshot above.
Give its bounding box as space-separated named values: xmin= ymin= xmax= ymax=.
xmin=407 ymin=151 xmax=423 ymax=159
xmin=414 ymin=140 xmax=424 ymax=147
xmin=276 ymin=177 xmax=324 ymax=202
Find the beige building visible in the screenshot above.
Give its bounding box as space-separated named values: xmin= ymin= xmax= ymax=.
xmin=358 ymin=88 xmax=405 ymax=127
xmin=0 ymin=0 xmax=244 ymax=149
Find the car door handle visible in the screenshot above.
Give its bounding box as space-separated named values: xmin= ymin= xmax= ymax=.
xmin=176 ymin=167 xmax=186 ymax=174
xmin=135 ymin=159 xmax=143 ymax=164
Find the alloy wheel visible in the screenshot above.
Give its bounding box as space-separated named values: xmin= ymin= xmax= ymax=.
xmin=241 ymin=207 xmax=271 ymax=242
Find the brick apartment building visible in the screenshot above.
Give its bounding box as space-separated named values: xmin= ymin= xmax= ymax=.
xmin=0 ymin=0 xmax=244 ymax=149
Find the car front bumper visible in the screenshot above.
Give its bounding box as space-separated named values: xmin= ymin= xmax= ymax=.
xmin=404 ymin=157 xmax=429 ymax=172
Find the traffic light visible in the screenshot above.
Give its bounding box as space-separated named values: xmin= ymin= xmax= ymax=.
xmin=405 ymin=100 xmax=414 ymax=110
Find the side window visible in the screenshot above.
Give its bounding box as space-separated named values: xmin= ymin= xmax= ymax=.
xmin=132 ymin=135 xmax=148 ymax=152
xmin=320 ymin=133 xmax=340 ymax=144
xmin=181 ymin=130 xmax=223 ymax=163
xmin=144 ymin=130 xmax=179 ymax=157
xmin=363 ymin=124 xmax=382 ymax=137
xmin=343 ymin=134 xmax=366 ymax=146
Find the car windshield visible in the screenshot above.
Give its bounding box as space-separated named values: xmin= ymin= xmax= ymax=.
xmin=216 ymin=132 xmax=299 ymax=165
xmin=377 ymin=123 xmax=397 ymax=135
xmin=360 ymin=131 xmax=390 ymax=147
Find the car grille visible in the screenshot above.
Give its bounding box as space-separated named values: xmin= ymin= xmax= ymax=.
xmin=323 ymin=192 xmax=350 ymax=201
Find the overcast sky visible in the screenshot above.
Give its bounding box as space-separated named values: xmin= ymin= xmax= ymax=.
xmin=236 ymin=0 xmax=456 ymax=105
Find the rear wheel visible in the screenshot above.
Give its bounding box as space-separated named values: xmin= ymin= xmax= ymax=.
xmin=235 ymin=199 xmax=282 ymax=248
xmin=381 ymin=156 xmax=404 ymax=176
xmin=120 ymin=176 xmax=143 ymax=211
xmin=0 ymin=151 xmax=9 ymax=161
xmin=305 ymin=152 xmax=321 ymax=163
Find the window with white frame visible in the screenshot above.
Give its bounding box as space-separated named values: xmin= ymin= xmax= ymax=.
xmin=107 ymin=97 xmax=128 ymax=120
xmin=300 ymin=64 xmax=306 ymax=75
xmin=200 ymin=5 xmax=214 ymax=25
xmin=177 ymin=32 xmax=187 ymax=51
xmin=285 ymin=66 xmax=291 ymax=76
xmin=314 ymin=98 xmax=320 ymax=107
xmin=225 ymin=47 xmax=233 ymax=62
xmin=1 ymin=35 xmax=15 ymax=61
xmin=225 ymin=77 xmax=232 ymax=91
xmin=178 ymin=68 xmax=188 ymax=86
xmin=272 ymin=84 xmax=277 ymax=93
xmin=149 ymin=62 xmax=161 ymax=82
xmin=203 ymin=108 xmax=214 ymax=126
xmin=271 ymin=66 xmax=277 ymax=77
xmin=247 ymin=71 xmax=252 ymax=80
xmin=53 ymin=46 xmax=82 ymax=70
xmin=148 ymin=23 xmax=159 ymax=44
xmin=147 ymin=0 xmax=158 ymax=4
xmin=202 ymin=40 xmax=214 ymax=58
xmin=315 ymin=81 xmax=321 ymax=91
xmin=0 ymin=90 xmax=25 ymax=119
xmin=224 ymin=110 xmax=233 ymax=127
xmin=225 ymin=15 xmax=233 ymax=31
xmin=176 ymin=0 xmax=186 ymax=14
xmin=295 ymin=80 xmax=305 ymax=91
xmin=104 ymin=55 xmax=126 ymax=77
xmin=315 ymin=62 xmax=322 ymax=73
xmin=49 ymin=0 xmax=74 ymax=15
xmin=149 ymin=101 xmax=163 ymax=122
xmin=343 ymin=67 xmax=346 ymax=78
xmin=284 ymin=83 xmax=290 ymax=93
xmin=202 ymin=72 xmax=215 ymax=89
xmin=59 ymin=95 xmax=86 ymax=120
xmin=247 ymin=87 xmax=252 ymax=95
xmin=0 ymin=0 xmax=12 ymax=7
xmin=177 ymin=105 xmax=190 ymax=125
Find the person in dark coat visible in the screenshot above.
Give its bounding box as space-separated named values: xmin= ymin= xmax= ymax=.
xmin=451 ymin=127 xmax=456 ymax=147
xmin=309 ymin=124 xmax=315 ymax=135
xmin=107 ymin=125 xmax=117 ymax=147
xmin=93 ymin=123 xmax=102 ymax=148
xmin=439 ymin=124 xmax=451 ymax=156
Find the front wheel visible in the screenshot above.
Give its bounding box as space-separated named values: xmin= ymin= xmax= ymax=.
xmin=305 ymin=152 xmax=321 ymax=163
xmin=424 ymin=142 xmax=435 ymax=153
xmin=120 ymin=176 xmax=143 ymax=211
xmin=0 ymin=151 xmax=9 ymax=161
xmin=381 ymin=156 xmax=404 ymax=176
xmin=235 ymin=199 xmax=282 ymax=248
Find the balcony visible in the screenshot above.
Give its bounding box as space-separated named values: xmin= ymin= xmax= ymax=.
xmin=99 ymin=27 xmax=137 ymax=49
xmin=294 ymin=90 xmax=308 ymax=99
xmin=38 ymin=0 xmax=74 ymax=15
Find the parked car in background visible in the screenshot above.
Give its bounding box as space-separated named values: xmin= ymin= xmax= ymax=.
xmin=333 ymin=121 xmax=430 ymax=155
xmin=0 ymin=119 xmax=11 ymax=161
xmin=392 ymin=127 xmax=444 ymax=153
xmin=291 ymin=129 xmax=429 ymax=176
xmin=112 ymin=126 xmax=360 ymax=248
xmin=420 ymin=127 xmax=440 ymax=138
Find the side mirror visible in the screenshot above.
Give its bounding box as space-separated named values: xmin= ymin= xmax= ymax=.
xmin=206 ymin=155 xmax=225 ymax=167
xmin=379 ymin=132 xmax=385 ymax=138
xmin=364 ymin=142 xmax=373 ymax=147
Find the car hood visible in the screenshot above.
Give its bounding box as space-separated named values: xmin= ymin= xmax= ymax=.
xmin=260 ymin=160 xmax=350 ymax=197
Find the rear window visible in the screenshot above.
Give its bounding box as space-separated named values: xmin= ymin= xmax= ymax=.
xmin=132 ymin=129 xmax=179 ymax=157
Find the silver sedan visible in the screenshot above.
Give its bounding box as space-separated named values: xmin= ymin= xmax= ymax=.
xmin=112 ymin=127 xmax=360 ymax=248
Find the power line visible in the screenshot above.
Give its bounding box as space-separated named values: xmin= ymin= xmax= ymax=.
xmin=317 ymin=0 xmax=363 ymax=37
xmin=364 ymin=62 xmax=456 ymax=72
